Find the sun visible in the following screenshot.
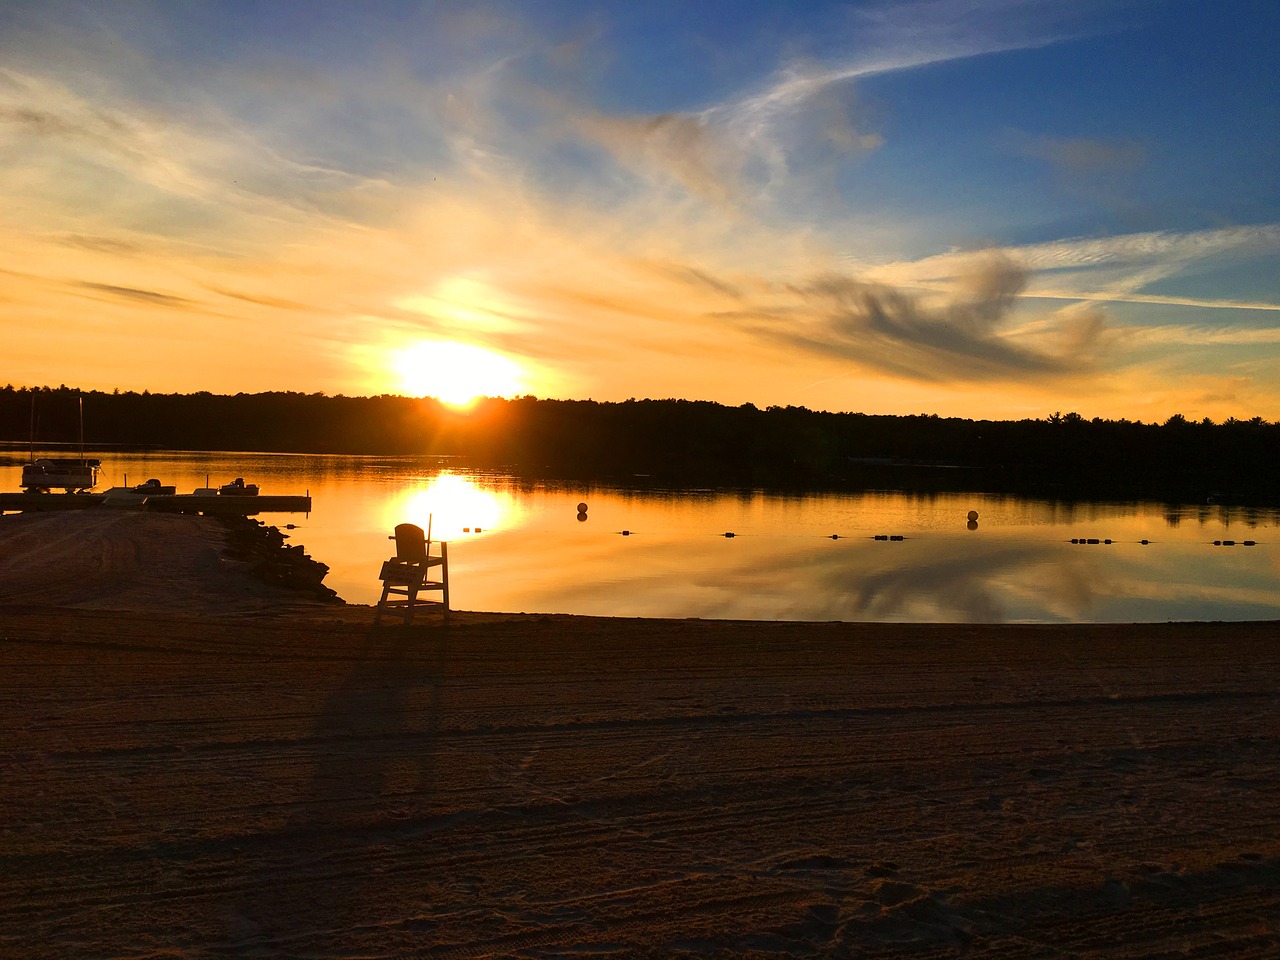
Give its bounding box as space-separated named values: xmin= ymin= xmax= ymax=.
xmin=393 ymin=340 xmax=525 ymax=408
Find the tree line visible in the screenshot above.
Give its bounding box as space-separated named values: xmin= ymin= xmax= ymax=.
xmin=4 ymin=385 xmax=1278 ymax=502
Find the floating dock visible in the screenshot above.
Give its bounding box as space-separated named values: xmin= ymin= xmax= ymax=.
xmin=0 ymin=491 xmax=311 ymax=516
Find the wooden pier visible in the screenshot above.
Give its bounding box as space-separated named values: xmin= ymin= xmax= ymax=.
xmin=0 ymin=492 xmax=311 ymax=516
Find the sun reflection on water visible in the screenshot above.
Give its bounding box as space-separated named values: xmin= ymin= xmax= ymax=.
xmin=387 ymin=473 xmax=512 ymax=540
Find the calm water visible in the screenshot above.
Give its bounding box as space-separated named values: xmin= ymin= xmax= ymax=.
xmin=7 ymin=448 xmax=1280 ymax=623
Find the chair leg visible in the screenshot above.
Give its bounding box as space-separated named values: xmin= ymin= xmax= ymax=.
xmin=404 ymin=584 xmax=417 ymax=625
xmin=375 ymin=583 xmax=392 ymax=625
xmin=441 ymin=543 xmax=450 ymax=624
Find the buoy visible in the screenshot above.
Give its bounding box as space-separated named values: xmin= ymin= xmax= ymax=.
xmin=1244 ymin=540 xmax=1256 ymax=546
xmin=475 ymin=527 xmax=482 ymax=533
xmin=1103 ymin=539 xmax=1112 ymax=544
xmin=830 ymin=534 xmax=840 ymax=540
xmin=1140 ymin=539 xmax=1149 ymax=545
xmin=967 ymin=510 xmax=979 ymax=522
xmin=463 ymin=527 xmax=471 ymax=533
xmin=889 ymin=535 xmax=904 ymax=541
xmin=577 ymin=511 xmax=587 ymax=523
xmin=577 ymin=502 xmax=588 ymax=513
xmin=967 ymin=519 xmax=978 ymax=531
xmin=1087 ymin=538 xmax=1100 ymax=545
xmin=873 ymin=535 xmax=888 ymax=541
xmin=1214 ymin=540 xmax=1222 ymax=546
xmin=724 ymin=532 xmax=735 ymax=538
xmin=1223 ymin=540 xmax=1236 ymax=546
xmin=621 ymin=530 xmax=630 ymax=536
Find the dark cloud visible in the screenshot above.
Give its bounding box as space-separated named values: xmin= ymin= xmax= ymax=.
xmin=0 ymin=104 xmax=134 ymax=151
xmin=0 ymin=106 xmax=78 ymax=135
xmin=211 ymin=287 xmax=312 ymax=311
xmin=78 ymin=281 xmax=192 ymax=307
xmin=56 ymin=233 xmax=143 ymax=254
xmin=738 ymin=254 xmax=1106 ymax=383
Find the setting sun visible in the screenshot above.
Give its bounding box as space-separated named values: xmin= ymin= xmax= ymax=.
xmin=392 ymin=341 xmax=525 ymax=408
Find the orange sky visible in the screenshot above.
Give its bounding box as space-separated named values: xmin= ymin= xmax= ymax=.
xmin=3 ymin=2 xmax=1279 ymax=423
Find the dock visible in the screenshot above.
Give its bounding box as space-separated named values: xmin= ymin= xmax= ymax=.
xmin=0 ymin=492 xmax=311 ymax=516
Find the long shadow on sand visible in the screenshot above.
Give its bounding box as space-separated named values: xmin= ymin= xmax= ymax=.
xmin=220 ymin=621 xmax=449 ymax=954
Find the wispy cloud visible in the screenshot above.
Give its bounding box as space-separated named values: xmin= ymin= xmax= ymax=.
xmin=573 ymin=0 xmax=1102 ymax=204
xmin=1014 ymin=133 xmax=1146 ymax=176
xmin=861 ymin=224 xmax=1280 ymax=310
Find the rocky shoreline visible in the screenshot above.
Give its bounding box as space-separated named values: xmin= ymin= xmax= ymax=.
xmin=217 ymin=515 xmax=342 ymax=602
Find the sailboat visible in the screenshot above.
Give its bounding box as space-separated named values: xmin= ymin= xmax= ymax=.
xmin=20 ymin=394 xmax=100 ymax=493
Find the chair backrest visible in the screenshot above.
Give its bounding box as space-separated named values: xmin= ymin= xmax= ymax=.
xmin=392 ymin=522 xmax=428 ymax=561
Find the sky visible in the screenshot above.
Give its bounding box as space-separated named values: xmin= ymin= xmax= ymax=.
xmin=2 ymin=0 xmax=1278 ymax=422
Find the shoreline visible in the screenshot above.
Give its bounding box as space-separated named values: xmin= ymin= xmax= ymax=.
xmin=3 ymin=511 xmax=1279 ymax=956
xmin=3 ymin=508 xmax=1278 ymax=627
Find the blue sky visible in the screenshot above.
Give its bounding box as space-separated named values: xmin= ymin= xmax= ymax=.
xmin=2 ymin=0 xmax=1278 ymax=421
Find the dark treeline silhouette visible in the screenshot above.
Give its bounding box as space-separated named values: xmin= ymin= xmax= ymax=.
xmin=4 ymin=385 xmax=1279 ymax=502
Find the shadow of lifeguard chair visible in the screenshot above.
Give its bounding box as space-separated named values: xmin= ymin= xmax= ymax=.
xmin=374 ymin=519 xmax=449 ymax=625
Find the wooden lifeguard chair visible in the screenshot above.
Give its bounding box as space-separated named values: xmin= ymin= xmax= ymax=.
xmin=375 ymin=519 xmax=449 ymax=625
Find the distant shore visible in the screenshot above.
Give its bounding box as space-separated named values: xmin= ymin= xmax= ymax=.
xmin=8 ymin=385 xmax=1280 ymax=503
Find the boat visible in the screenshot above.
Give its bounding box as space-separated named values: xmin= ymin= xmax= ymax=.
xmin=20 ymin=457 xmax=102 ymax=493
xmin=19 ymin=392 xmax=100 ymax=493
xmin=133 ymin=478 xmax=176 ymax=495
xmin=217 ymin=477 xmax=260 ymax=496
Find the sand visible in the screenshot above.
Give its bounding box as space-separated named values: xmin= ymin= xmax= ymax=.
xmin=1 ymin=512 xmax=1279 ymax=958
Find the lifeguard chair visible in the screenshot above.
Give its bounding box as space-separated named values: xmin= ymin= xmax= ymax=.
xmin=375 ymin=520 xmax=449 ymax=625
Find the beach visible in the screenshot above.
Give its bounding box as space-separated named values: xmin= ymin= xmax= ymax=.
xmin=2 ymin=512 xmax=1278 ymax=958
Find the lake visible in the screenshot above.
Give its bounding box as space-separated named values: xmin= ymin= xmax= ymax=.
xmin=6 ymin=448 xmax=1280 ymax=622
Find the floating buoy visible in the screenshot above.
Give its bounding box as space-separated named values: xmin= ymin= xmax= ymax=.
xmin=577 ymin=502 xmax=588 ymax=513
xmin=724 ymin=532 xmax=735 ymax=538
xmin=967 ymin=519 xmax=978 ymax=531
xmin=621 ymin=530 xmax=630 ymax=536
xmin=873 ymin=534 xmax=888 ymax=541
xmin=967 ymin=510 xmax=979 ymax=522
xmin=1214 ymin=540 xmax=1222 ymax=546
xmin=285 ymin=524 xmax=296 ymax=530
xmin=1244 ymin=540 xmax=1256 ymax=546
xmin=1140 ymin=539 xmax=1149 ymax=545
xmin=830 ymin=534 xmax=840 ymax=540
xmin=463 ymin=527 xmax=471 ymax=533
xmin=1103 ymin=539 xmax=1112 ymax=545
xmin=475 ymin=527 xmax=482 ymax=533
xmin=1087 ymin=538 xmax=1100 ymax=545
xmin=1223 ymin=540 xmax=1236 ymax=546
xmin=577 ymin=511 xmax=587 ymax=523
xmin=1071 ymin=538 xmax=1079 ymax=544
xmin=889 ymin=535 xmax=904 ymax=541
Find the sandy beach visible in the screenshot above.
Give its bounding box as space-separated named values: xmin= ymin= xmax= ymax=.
xmin=2 ymin=512 xmax=1278 ymax=958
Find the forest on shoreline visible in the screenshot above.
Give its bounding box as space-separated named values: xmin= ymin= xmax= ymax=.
xmin=4 ymin=384 xmax=1279 ymax=502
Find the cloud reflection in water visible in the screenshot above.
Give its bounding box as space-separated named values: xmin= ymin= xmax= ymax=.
xmin=511 ymin=531 xmax=1280 ymax=624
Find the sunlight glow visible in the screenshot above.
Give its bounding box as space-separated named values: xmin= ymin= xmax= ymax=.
xmin=390 ymin=473 xmax=511 ymax=540
xmin=395 ymin=276 xmax=521 ymax=333
xmin=392 ymin=340 xmax=525 ymax=408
